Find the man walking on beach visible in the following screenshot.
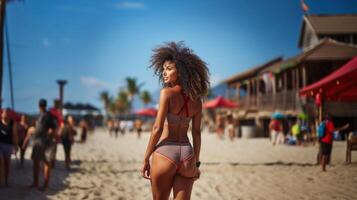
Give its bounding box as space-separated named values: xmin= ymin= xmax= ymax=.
xmin=29 ymin=99 xmax=58 ymax=190
xmin=49 ymin=99 xmax=63 ymax=168
xmin=319 ymin=113 xmax=349 ymax=171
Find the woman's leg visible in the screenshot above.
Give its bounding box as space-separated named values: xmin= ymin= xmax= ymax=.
xmin=0 ymin=154 xmax=4 ymax=185
xmin=20 ymin=146 xmax=26 ymax=168
xmin=173 ymin=174 xmax=194 ymax=200
xmin=3 ymin=155 xmax=10 ymax=186
xmin=173 ymin=156 xmax=198 ymax=200
xmin=150 ymin=152 xmax=177 ymax=200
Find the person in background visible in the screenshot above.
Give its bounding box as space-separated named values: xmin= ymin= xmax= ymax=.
xmin=215 ymin=113 xmax=225 ymax=139
xmin=80 ymin=119 xmax=88 ymax=143
xmin=60 ymin=115 xmax=76 ymax=170
xmin=25 ymin=99 xmax=57 ymax=190
xmin=135 ymin=119 xmax=143 ymax=139
xmin=114 ymin=120 xmax=120 ymax=138
xmin=0 ymin=109 xmax=18 ymax=186
xmin=318 ymin=113 xmax=349 ymax=171
xmin=269 ymin=118 xmax=284 ymax=145
xmin=226 ymin=114 xmax=235 ymax=141
xmin=49 ymin=99 xmax=63 ymax=168
xmin=291 ymin=120 xmax=302 ymax=145
xmin=17 ymin=114 xmax=29 ymax=168
xmin=107 ymin=119 xmax=114 ymax=137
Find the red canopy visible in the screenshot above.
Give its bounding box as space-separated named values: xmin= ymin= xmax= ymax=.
xmin=135 ymin=108 xmax=157 ymax=117
xmin=300 ymin=56 xmax=357 ymax=101
xmin=203 ymin=96 xmax=238 ymax=109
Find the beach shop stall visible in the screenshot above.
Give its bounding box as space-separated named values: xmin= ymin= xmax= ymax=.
xmin=300 ymin=55 xmax=357 ymax=131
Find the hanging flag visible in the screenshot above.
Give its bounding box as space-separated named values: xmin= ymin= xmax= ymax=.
xmin=301 ymin=0 xmax=309 ymax=12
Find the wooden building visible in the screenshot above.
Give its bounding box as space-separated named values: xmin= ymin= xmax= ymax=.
xmin=223 ymin=14 xmax=357 ymax=137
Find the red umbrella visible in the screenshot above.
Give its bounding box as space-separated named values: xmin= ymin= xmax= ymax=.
xmin=203 ymin=96 xmax=238 ymax=109
xmin=135 ymin=108 xmax=157 ymax=117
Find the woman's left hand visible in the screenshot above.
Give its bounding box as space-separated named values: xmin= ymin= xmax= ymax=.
xmin=141 ymin=160 xmax=151 ymax=180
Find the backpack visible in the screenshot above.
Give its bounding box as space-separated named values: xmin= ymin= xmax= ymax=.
xmin=317 ymin=121 xmax=327 ymax=139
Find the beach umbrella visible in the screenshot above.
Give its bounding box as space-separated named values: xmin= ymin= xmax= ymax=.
xmin=203 ymin=96 xmax=238 ymax=109
xmin=134 ymin=108 xmax=157 ymax=117
xmin=271 ymin=112 xmax=285 ymax=119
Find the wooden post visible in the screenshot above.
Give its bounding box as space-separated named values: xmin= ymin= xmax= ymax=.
xmin=247 ymin=81 xmax=251 ymax=108
xmin=0 ymin=0 xmax=6 ymax=108
xmin=236 ymin=83 xmax=241 ymax=102
xmin=257 ymin=77 xmax=260 ymax=108
xmin=302 ymin=65 xmax=307 ymax=87
xmin=283 ymin=72 xmax=287 ymax=109
xmin=296 ymin=67 xmax=300 ymax=89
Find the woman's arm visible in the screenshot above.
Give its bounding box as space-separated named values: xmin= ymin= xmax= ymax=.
xmin=192 ymin=101 xmax=202 ymax=162
xmin=12 ymin=122 xmax=19 ymax=149
xmin=143 ymin=89 xmax=170 ymax=162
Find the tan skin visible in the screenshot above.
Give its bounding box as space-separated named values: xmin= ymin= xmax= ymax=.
xmin=0 ymin=110 xmax=18 ymax=186
xmin=18 ymin=115 xmax=29 ymax=168
xmin=142 ymin=60 xmax=201 ymax=200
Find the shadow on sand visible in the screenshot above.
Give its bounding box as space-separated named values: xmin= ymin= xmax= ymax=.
xmin=0 ymin=158 xmax=82 ymax=199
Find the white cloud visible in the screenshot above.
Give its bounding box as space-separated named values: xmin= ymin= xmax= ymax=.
xmin=113 ymin=2 xmax=145 ymax=10
xmin=80 ymin=76 xmax=114 ymax=90
xmin=42 ymin=38 xmax=51 ymax=47
xmin=210 ymin=74 xmax=224 ymax=87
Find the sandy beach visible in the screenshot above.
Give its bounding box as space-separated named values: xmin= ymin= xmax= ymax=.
xmin=1 ymin=128 xmax=357 ymax=200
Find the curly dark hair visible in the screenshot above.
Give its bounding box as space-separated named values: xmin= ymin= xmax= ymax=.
xmin=150 ymin=41 xmax=210 ymax=100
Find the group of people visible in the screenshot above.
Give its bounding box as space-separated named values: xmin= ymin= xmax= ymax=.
xmin=107 ymin=118 xmax=143 ymax=138
xmin=0 ymin=98 xmax=89 ymax=190
xmin=269 ymin=113 xmax=350 ymax=171
xmin=215 ymin=113 xmax=237 ymax=141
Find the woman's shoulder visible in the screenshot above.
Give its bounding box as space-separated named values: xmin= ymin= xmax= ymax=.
xmin=160 ymin=87 xmax=176 ymax=98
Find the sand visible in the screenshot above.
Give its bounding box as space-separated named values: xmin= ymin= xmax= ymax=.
xmin=1 ymin=128 xmax=357 ymax=200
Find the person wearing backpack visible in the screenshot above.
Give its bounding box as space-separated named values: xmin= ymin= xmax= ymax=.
xmin=318 ymin=113 xmax=349 ymax=171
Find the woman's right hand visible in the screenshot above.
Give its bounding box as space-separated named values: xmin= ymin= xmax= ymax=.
xmin=141 ymin=160 xmax=151 ymax=180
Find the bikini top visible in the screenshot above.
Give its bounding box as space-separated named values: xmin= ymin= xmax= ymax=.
xmin=166 ymin=92 xmax=191 ymax=125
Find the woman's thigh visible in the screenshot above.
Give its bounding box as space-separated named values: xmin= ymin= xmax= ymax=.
xmin=151 ymin=152 xmax=177 ymax=200
xmin=173 ymin=174 xmax=194 ymax=200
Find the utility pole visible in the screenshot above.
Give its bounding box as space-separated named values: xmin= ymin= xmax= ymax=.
xmin=0 ymin=0 xmax=6 ymax=108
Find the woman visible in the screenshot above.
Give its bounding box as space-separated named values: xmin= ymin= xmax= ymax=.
xmin=17 ymin=115 xmax=29 ymax=168
xmin=0 ymin=109 xmax=18 ymax=186
xmin=60 ymin=115 xmax=76 ymax=170
xmin=141 ymin=42 xmax=210 ymax=200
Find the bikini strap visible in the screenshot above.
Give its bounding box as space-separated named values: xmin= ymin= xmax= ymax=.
xmin=177 ymin=91 xmax=190 ymax=117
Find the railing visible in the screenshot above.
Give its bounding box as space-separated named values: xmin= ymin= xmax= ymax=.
xmin=234 ymin=90 xmax=300 ymax=112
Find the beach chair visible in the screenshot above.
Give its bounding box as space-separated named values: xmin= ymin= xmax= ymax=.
xmin=346 ymin=132 xmax=357 ymax=164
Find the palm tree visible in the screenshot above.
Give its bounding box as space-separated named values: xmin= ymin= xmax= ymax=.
xmin=125 ymin=77 xmax=144 ymax=112
xmin=100 ymin=90 xmax=111 ymax=117
xmin=116 ymin=89 xmax=130 ymax=115
xmin=140 ymin=90 xmax=152 ymax=107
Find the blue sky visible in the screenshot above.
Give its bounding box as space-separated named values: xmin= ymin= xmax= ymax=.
xmin=4 ymin=0 xmax=357 ymax=113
